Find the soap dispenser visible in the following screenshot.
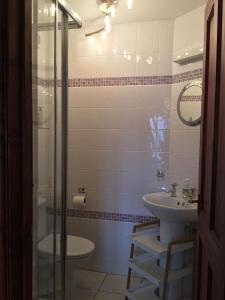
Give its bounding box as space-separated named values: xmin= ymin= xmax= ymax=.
xmin=182 ymin=178 xmax=196 ymax=202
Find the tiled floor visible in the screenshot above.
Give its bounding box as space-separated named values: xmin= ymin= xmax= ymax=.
xmin=67 ymin=270 xmax=141 ymax=300
xmin=38 ymin=270 xmax=141 ymax=300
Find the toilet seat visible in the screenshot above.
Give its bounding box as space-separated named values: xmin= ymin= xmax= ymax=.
xmin=38 ymin=234 xmax=95 ymax=258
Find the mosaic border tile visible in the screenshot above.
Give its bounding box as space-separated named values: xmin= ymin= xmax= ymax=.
xmin=69 ymin=75 xmax=173 ymax=87
xmin=47 ymin=207 xmax=156 ymax=224
xmin=172 ymin=68 xmax=203 ymax=84
xmin=181 ymin=95 xmax=202 ymax=102
xmin=37 ymin=68 xmax=203 ymax=88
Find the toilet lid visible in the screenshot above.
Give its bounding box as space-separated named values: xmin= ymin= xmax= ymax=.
xmin=38 ymin=234 xmax=95 ymax=258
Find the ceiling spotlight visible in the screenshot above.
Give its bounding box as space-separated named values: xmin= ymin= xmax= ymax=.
xmin=127 ymin=0 xmax=134 ymax=10
xmin=97 ymin=0 xmax=119 ymax=14
xmin=104 ymin=15 xmax=112 ymax=33
xmin=101 ymin=30 xmax=107 ymax=40
xmin=111 ymin=4 xmax=116 ymax=17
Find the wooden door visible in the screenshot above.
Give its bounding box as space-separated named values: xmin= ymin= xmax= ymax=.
xmin=196 ymin=0 xmax=225 ymax=299
xmin=0 ymin=0 xmax=32 ymax=299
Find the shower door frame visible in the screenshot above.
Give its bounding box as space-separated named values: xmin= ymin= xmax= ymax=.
xmin=55 ymin=3 xmax=82 ymax=298
xmin=33 ymin=2 xmax=82 ymax=299
xmin=57 ymin=8 xmax=68 ymax=299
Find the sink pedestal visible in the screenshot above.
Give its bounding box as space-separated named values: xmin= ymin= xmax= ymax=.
xmin=159 ymin=221 xmax=186 ymax=300
xmin=160 ymin=221 xmax=185 ymax=244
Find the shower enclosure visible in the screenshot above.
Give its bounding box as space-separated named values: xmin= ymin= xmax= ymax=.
xmin=32 ymin=1 xmax=81 ymax=299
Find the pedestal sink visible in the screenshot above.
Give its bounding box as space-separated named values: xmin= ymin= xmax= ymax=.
xmin=143 ymin=192 xmax=197 ymax=242
xmin=143 ymin=192 xmax=198 ymax=299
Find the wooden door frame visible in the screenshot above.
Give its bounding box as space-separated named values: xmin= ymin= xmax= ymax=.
xmin=0 ymin=0 xmax=33 ymax=300
xmin=1 ymin=0 xmax=224 ymax=299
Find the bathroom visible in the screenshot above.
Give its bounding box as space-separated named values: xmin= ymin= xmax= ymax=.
xmin=34 ymin=0 xmax=205 ymax=299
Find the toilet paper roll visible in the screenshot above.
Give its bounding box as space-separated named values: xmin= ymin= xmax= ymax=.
xmin=73 ymin=194 xmax=87 ymax=207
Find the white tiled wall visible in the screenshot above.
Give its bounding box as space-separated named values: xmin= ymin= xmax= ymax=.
xmin=173 ymin=5 xmax=205 ymax=74
xmin=69 ymin=20 xmax=173 ymax=78
xmin=67 ymin=7 xmax=205 ymax=274
xmin=168 ymin=5 xmax=205 ymax=188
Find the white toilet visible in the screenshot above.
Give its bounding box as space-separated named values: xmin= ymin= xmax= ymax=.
xmin=38 ymin=234 xmax=95 ymax=295
xmin=38 ymin=233 xmax=95 ymax=265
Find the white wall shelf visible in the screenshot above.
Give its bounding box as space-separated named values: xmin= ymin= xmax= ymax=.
xmin=173 ymin=47 xmax=204 ymax=64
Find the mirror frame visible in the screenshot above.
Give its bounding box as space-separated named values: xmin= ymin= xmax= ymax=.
xmin=177 ymin=80 xmax=202 ymax=127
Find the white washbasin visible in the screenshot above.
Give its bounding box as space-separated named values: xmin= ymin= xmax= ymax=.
xmin=143 ymin=192 xmax=197 ymax=223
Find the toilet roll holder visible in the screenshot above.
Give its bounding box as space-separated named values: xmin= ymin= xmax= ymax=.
xmin=78 ymin=187 xmax=86 ymax=194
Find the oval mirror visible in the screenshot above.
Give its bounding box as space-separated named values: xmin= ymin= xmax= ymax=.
xmin=177 ymin=81 xmax=202 ymax=127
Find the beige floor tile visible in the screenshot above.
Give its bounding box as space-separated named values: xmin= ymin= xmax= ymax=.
xmin=100 ymin=274 xmax=127 ymax=294
xmin=76 ymin=270 xmax=106 ymax=291
xmin=100 ymin=274 xmax=141 ymax=294
xmin=67 ymin=287 xmax=96 ymax=300
xmin=94 ymin=291 xmax=124 ymax=300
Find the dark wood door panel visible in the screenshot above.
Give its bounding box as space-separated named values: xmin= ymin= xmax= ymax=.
xmin=0 ymin=0 xmax=32 ymax=299
xmin=200 ymin=2 xmax=216 ymax=216
xmin=196 ymin=0 xmax=225 ymax=298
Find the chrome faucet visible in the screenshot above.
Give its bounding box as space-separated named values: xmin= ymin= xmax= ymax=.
xmin=168 ymin=183 xmax=178 ymax=197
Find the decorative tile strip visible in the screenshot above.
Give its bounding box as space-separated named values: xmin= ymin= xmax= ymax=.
xmin=69 ymin=75 xmax=173 ymax=87
xmin=46 ymin=207 xmax=156 ymax=224
xmin=181 ymin=95 xmax=202 ymax=102
xmin=37 ymin=78 xmax=60 ymax=87
xmin=37 ymin=68 xmax=203 ymax=88
xmin=172 ymin=68 xmax=203 ymax=84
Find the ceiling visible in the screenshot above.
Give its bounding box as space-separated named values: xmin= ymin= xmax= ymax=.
xmin=68 ymin=0 xmax=206 ymax=25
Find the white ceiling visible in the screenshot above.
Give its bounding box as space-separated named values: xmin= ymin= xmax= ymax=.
xmin=68 ymin=0 xmax=206 ymax=25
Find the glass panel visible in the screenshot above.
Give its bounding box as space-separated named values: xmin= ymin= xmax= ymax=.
xmin=32 ymin=0 xmax=56 ymax=299
xmin=55 ymin=9 xmax=63 ymax=300
xmin=32 ymin=1 xmax=71 ymax=299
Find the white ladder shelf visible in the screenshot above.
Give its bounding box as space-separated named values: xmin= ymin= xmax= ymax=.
xmin=126 ymin=223 xmax=194 ymax=300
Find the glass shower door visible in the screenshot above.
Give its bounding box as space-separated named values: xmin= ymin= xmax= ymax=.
xmin=32 ymin=1 xmax=64 ymax=299
xmin=32 ymin=1 xmax=81 ymax=299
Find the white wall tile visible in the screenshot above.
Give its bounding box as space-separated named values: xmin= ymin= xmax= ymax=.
xmin=69 ymin=55 xmax=136 ymax=79
xmin=66 ymin=11 xmax=204 ymax=276
xmin=169 ymin=153 xmax=200 ymax=186
xmin=156 ymin=130 xmax=170 ymax=152
xmin=68 ymin=190 xmax=150 ymax=215
xmin=173 ymin=6 xmax=205 ymax=54
xmin=136 ymin=52 xmax=160 ymax=76
xmin=136 ymin=21 xmax=159 ymax=54
xmin=169 ymin=130 xmax=200 ymax=155
xmin=68 ymin=129 xmax=156 ymax=151
xmin=111 ymin=23 xmax=137 ymax=55
xmin=69 ymin=86 xmax=138 ymax=108
xmin=69 ymin=85 xmax=171 ymax=109
xmin=159 ymin=21 xmax=174 ymax=55
xmin=68 ymin=149 xmax=157 ymax=173
xmin=68 ymin=108 xmax=169 ymax=130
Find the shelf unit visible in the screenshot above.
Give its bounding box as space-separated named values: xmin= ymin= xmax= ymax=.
xmin=130 ymin=234 xmax=194 ymax=258
xmin=129 ymin=254 xmax=192 ymax=287
xmin=126 ymin=224 xmax=194 ymax=300
xmin=126 ymin=282 xmax=160 ymax=300
xmin=126 ymin=282 xmax=191 ymax=300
